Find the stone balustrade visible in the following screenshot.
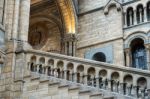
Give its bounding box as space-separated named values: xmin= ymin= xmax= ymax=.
xmin=24 ymin=49 xmax=150 ymax=98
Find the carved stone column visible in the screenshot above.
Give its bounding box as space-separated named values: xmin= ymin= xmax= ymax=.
xmin=144 ymin=7 xmax=147 ymax=22
xmin=83 ymin=74 xmax=88 ymax=85
xmin=125 ymin=48 xmax=131 ymax=67
xmin=19 ymin=0 xmax=30 ymax=41
xmin=134 ymin=10 xmax=137 ymax=25
xmin=74 ymin=72 xmax=77 ymax=83
xmin=124 ymin=12 xmax=127 ymax=27
xmin=63 ymin=34 xmax=77 ymax=56
xmin=145 ymin=44 xmax=150 ymax=70
xmin=64 ymin=70 xmax=68 ymax=80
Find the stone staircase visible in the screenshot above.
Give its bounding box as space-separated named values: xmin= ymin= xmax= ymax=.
xmin=21 ymin=72 xmax=134 ymax=99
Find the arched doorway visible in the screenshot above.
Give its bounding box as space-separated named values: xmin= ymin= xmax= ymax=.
xmin=92 ymin=52 xmax=106 ymax=62
xmin=130 ymin=38 xmax=147 ymax=69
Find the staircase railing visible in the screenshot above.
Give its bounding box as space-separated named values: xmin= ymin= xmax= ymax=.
xmin=23 ymin=49 xmax=150 ymax=98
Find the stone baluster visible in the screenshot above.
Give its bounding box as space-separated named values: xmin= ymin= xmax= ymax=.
xmin=54 ymin=68 xmax=58 ymax=78
xmin=146 ymin=89 xmax=150 ymax=98
xmin=110 ymin=80 xmax=114 ymax=91
xmin=107 ymin=79 xmax=111 ymax=91
xmin=140 ymin=88 xmax=146 ymax=99
xmin=36 ymin=64 xmax=40 ymax=73
xmin=116 ymin=81 xmax=120 ymax=92
xmin=126 ymin=85 xmax=130 ymax=95
xmin=120 ymin=83 xmax=127 ymax=95
xmin=42 ymin=65 xmax=45 ymax=74
xmin=74 ymin=72 xmax=77 ymax=83
xmin=60 ymin=71 xmax=63 ymax=79
xmin=51 ymin=68 xmax=54 ymax=76
xmin=131 ymin=86 xmax=139 ymax=98
xmin=64 ymin=70 xmax=68 ymax=80
xmin=104 ymin=79 xmax=108 ymax=89
xmin=80 ymin=75 xmax=83 ymax=83
xmin=45 ymin=66 xmax=48 ymax=75
xmin=83 ymin=74 xmax=88 ymax=85
xmin=96 ymin=77 xmax=100 ymax=88
xmin=71 ymin=72 xmax=74 ymax=81
xmin=119 ymin=83 xmax=124 ymax=94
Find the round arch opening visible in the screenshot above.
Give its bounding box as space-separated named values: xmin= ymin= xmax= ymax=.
xmin=92 ymin=52 xmax=106 ymax=62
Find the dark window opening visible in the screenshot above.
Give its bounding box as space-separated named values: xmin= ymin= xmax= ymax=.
xmin=92 ymin=52 xmax=106 ymax=62
xmin=130 ymin=38 xmax=147 ymax=70
xmin=127 ymin=7 xmax=134 ymax=26
xmin=147 ymin=2 xmax=150 ymax=21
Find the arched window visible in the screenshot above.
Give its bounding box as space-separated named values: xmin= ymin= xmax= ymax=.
xmin=127 ymin=7 xmax=134 ymax=26
xmin=147 ymin=2 xmax=150 ymax=21
xmin=130 ymin=38 xmax=147 ymax=69
xmin=137 ymin=5 xmax=144 ymax=23
xmin=92 ymin=52 xmax=106 ymax=62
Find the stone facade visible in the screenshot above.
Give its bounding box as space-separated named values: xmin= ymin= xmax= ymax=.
xmin=0 ymin=0 xmax=150 ymax=99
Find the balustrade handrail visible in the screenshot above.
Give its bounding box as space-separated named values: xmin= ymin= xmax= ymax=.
xmin=31 ymin=72 xmax=135 ymax=99
xmin=25 ymin=49 xmax=150 ymax=76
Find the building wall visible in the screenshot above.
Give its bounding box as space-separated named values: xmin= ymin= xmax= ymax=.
xmin=77 ymin=1 xmax=124 ymax=65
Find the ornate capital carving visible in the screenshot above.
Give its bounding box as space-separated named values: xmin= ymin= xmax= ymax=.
xmin=63 ymin=34 xmax=77 ymax=42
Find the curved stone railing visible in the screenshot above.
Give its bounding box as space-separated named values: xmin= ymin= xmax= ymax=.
xmin=24 ymin=49 xmax=150 ymax=98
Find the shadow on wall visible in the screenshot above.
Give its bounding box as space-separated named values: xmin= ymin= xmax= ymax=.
xmin=84 ymin=45 xmax=114 ymax=63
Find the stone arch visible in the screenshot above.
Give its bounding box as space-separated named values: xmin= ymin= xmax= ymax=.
xmin=99 ymin=69 xmax=107 ymax=79
xmin=111 ymin=72 xmax=120 ymax=81
xmin=126 ymin=7 xmax=134 ymax=26
xmin=30 ymin=55 xmax=36 ymax=63
xmin=124 ymin=32 xmax=147 ymax=49
xmin=104 ymin=0 xmax=122 ymax=15
xmin=56 ymin=0 xmax=77 ymax=34
xmin=57 ymin=61 xmax=64 ymax=70
xmin=77 ymin=65 xmax=84 ymax=83
xmin=136 ymin=4 xmax=144 ymax=23
xmin=39 ymin=57 xmax=45 ymax=64
xmin=130 ymin=38 xmax=147 ymax=69
xmin=48 ymin=59 xmax=54 ymax=67
xmin=137 ymin=77 xmax=147 ymax=89
xmin=67 ymin=63 xmax=74 ymax=80
xmin=123 ymin=74 xmax=133 ymax=86
xmin=31 ymin=0 xmax=77 ymax=34
xmin=87 ymin=67 xmax=96 ymax=86
xmin=56 ymin=61 xmax=64 ymax=78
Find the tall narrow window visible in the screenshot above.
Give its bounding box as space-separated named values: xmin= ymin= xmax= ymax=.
xmin=147 ymin=2 xmax=150 ymax=21
xmin=127 ymin=7 xmax=134 ymax=26
xmin=137 ymin=5 xmax=144 ymax=23
xmin=130 ymin=38 xmax=147 ymax=70
xmin=0 ymin=0 xmax=5 ymax=24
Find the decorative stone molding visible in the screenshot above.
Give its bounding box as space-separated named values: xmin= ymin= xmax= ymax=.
xmin=104 ymin=0 xmax=122 ymax=15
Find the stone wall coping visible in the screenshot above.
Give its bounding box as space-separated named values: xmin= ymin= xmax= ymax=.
xmin=25 ymin=49 xmax=150 ymax=77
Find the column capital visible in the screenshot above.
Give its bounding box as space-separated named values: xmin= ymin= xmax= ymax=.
xmin=144 ymin=44 xmax=150 ymax=50
xmin=124 ymin=48 xmax=131 ymax=53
